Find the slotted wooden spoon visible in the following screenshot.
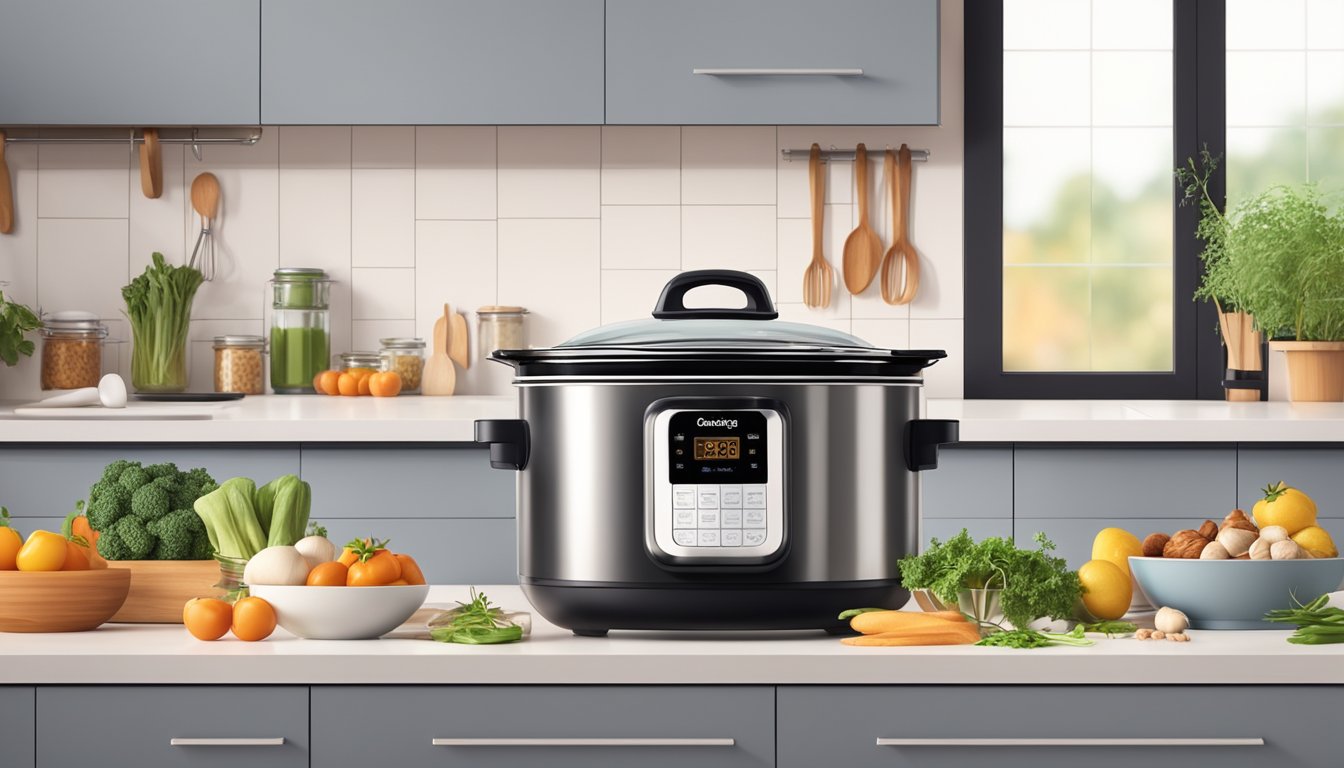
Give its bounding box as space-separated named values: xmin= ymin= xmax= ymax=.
xmin=880 ymin=145 xmax=920 ymax=305
xmin=841 ymin=144 xmax=883 ymax=294
xmin=802 ymin=144 xmax=833 ymax=308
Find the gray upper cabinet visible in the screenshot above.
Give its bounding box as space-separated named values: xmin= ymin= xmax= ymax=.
xmin=605 ymin=0 xmax=940 ymax=125
xmin=0 ymin=0 xmax=260 ymax=125
xmin=261 ymin=0 xmax=605 ymax=124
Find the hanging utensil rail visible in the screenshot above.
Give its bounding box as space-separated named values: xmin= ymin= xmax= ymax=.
xmin=781 ymin=146 xmax=929 ymax=163
xmin=1 ymin=127 xmax=262 ymax=160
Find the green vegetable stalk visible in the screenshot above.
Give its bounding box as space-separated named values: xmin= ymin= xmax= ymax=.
xmin=193 ymin=478 xmax=267 ymax=560
xmin=255 ymin=474 xmax=312 ymax=547
xmin=123 ymin=252 xmax=204 ymax=392
xmin=430 ymin=589 xmax=525 ymax=645
xmin=1265 ymin=593 xmax=1344 ymax=644
xmin=975 ymin=625 xmax=1095 ymax=649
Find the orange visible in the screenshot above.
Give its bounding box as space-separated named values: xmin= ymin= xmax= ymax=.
xmin=368 ymin=371 xmax=402 ymax=397
xmin=60 ymin=540 xmax=90 ymax=570
xmin=183 ymin=598 xmax=234 ymax=641
xmin=0 ymin=525 xmax=20 ymax=571
xmin=337 ymin=372 xmax=361 ymax=397
xmin=357 ymin=376 xmax=372 ymax=396
xmin=317 ymin=370 xmax=341 ymax=396
xmin=231 ymin=596 xmax=277 ymax=642
xmin=306 ymin=560 xmax=349 ymax=586
xmin=394 ymin=553 xmax=426 ymax=585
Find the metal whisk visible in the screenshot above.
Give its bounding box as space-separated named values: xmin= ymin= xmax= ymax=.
xmin=189 ymin=172 xmax=220 ymax=280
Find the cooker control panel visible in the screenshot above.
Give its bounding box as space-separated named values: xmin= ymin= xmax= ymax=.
xmin=649 ymin=406 xmax=785 ymax=563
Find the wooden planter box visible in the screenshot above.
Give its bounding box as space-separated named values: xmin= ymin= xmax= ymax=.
xmin=106 ymin=560 xmax=223 ymax=623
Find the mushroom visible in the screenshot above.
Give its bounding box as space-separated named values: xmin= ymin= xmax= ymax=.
xmin=1215 ymin=527 xmax=1258 ymax=558
xmin=1154 ymin=606 xmax=1190 ymax=635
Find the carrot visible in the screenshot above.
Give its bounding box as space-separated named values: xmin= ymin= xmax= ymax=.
xmin=842 ymin=629 xmax=980 ymax=647
xmin=850 ymin=610 xmax=967 ymax=635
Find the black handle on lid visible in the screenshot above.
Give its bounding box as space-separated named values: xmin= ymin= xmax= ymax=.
xmin=652 ymin=270 xmax=779 ymax=320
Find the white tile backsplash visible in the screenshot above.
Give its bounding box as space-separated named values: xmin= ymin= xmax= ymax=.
xmin=415 ymin=126 xmax=497 ymax=220
xmin=36 ymin=218 xmax=129 ymax=320
xmin=352 ymin=126 xmax=415 ymax=169
xmin=681 ymin=126 xmax=777 ymax=205
xmin=351 ymin=267 xmax=415 ymax=320
xmin=682 ymin=205 xmax=778 ymax=272
xmin=601 ymin=205 xmax=680 ymax=270
xmin=37 ymin=143 xmax=129 ymax=219
xmin=601 ymin=126 xmax=680 ymax=205
xmin=497 ymin=219 xmax=601 ymax=347
xmin=352 ymin=168 xmax=415 ymax=267
xmin=497 ymin=126 xmax=600 ymax=219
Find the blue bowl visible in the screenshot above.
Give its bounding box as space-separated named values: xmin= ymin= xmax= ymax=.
xmin=1129 ymin=556 xmax=1344 ymax=629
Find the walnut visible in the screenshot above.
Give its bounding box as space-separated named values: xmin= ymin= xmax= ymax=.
xmin=1197 ymin=520 xmax=1219 ymax=539
xmin=1221 ymin=509 xmax=1258 ymax=534
xmin=1164 ymin=529 xmax=1212 ymax=558
xmin=1143 ymin=533 xmax=1171 ymax=557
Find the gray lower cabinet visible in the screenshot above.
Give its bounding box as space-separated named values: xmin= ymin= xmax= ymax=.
xmin=922 ymin=517 xmax=1011 ymax=550
xmin=0 ymin=687 xmax=34 ymax=768
xmin=261 ymin=0 xmax=604 ymax=124
xmin=1013 ymin=447 xmax=1237 ymax=518
xmin=777 ymin=685 xmax=1337 ymax=767
xmin=37 ymin=686 xmax=308 ymax=767
xmin=301 ymin=446 xmax=513 ymax=518
xmin=0 ymin=0 xmax=260 ymax=124
xmin=311 ymin=686 xmax=775 ymax=767
xmin=605 ymin=0 xmax=940 ymax=124
xmin=320 ymin=517 xmax=518 ymax=584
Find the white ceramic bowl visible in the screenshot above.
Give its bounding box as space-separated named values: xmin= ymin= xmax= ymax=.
xmin=248 ymin=584 xmax=430 ymax=640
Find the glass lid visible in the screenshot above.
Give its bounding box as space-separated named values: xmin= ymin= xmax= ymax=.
xmin=561 ymin=317 xmax=873 ymax=350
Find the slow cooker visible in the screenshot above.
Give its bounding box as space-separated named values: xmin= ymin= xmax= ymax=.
xmin=476 ymin=270 xmax=957 ymax=635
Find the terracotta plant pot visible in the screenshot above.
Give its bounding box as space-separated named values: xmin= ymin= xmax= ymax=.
xmin=1270 ymin=341 xmax=1344 ymax=402
xmin=1218 ymin=310 xmax=1262 ymax=402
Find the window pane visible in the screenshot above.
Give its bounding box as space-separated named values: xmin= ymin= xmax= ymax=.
xmin=1227 ymin=0 xmax=1305 ymax=49
xmin=1004 ymin=0 xmax=1089 ymax=50
xmin=1001 ymin=0 xmax=1174 ymax=372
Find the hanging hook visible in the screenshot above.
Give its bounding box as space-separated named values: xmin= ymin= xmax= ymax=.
xmin=190 ymin=128 xmax=202 ymax=162
xmin=129 ymin=128 xmax=137 ymax=157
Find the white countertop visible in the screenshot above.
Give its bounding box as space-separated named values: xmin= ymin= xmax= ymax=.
xmin=0 ymin=395 xmax=1341 ymax=444
xmin=0 ymin=586 xmax=1339 ymax=685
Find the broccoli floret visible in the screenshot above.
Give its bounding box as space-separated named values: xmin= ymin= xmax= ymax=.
xmin=86 ymin=492 xmax=127 ymax=531
xmin=96 ymin=526 xmax=132 ymax=560
xmin=118 ymin=466 xmax=150 ymax=493
xmin=130 ymin=482 xmax=171 ymax=522
xmin=115 ymin=516 xmax=155 ymax=559
xmin=144 ymin=462 xmax=179 ymax=479
xmin=100 ymin=459 xmax=135 ymax=484
xmin=190 ymin=529 xmax=214 ymax=560
xmin=184 ymin=467 xmax=215 ymax=489
xmin=147 ymin=509 xmax=198 ymax=560
xmin=88 ymin=480 xmax=115 ymax=502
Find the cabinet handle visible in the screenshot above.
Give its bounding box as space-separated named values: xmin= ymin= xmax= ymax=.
xmin=876 ymin=738 xmax=1265 ymax=747
xmin=692 ymin=68 xmax=863 ymax=76
xmin=432 ymin=737 xmax=735 ymax=747
xmin=169 ymin=738 xmax=286 ymax=747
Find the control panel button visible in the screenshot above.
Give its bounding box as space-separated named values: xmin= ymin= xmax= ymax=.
xmin=721 ymin=508 xmax=742 ymax=528
xmin=743 ymin=486 xmax=766 ymax=509
xmin=743 ymin=509 xmax=766 ymax=528
xmin=673 ymin=529 xmax=697 ymax=547
xmin=673 ymin=486 xmax=696 ymax=509
xmin=743 ymin=529 xmax=766 ymax=547
xmin=721 ymin=529 xmax=743 ymax=547
xmin=673 ymin=509 xmax=696 ymax=529
xmin=698 ymin=509 xmax=721 ymax=528
xmin=720 ymin=485 xmax=743 ymax=508
xmin=697 ymin=530 xmax=721 ymax=547
xmin=697 ymin=485 xmax=720 ymax=509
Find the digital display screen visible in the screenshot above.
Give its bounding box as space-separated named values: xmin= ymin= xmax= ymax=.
xmin=694 ymin=437 xmax=740 ymax=460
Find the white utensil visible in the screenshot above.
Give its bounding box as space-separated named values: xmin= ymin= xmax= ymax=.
xmin=28 ymin=374 xmax=127 ymax=408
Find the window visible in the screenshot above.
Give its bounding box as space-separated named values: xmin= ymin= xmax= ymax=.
xmin=966 ymin=1 xmax=1225 ymax=398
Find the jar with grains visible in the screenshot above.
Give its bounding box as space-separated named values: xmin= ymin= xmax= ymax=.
xmin=477 ymin=306 xmax=529 ymax=360
xmin=378 ymin=337 xmax=426 ymax=394
xmin=40 ymin=311 xmax=108 ymax=390
xmin=336 ymin=351 xmax=387 ymax=373
xmin=213 ymin=335 xmax=266 ymax=395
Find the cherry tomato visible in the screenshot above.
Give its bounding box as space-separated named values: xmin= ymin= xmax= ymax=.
xmin=60 ymin=539 xmax=90 ymax=570
xmin=394 ymin=554 xmax=427 ymax=585
xmin=348 ymin=550 xmax=401 ymax=586
xmin=183 ymin=597 xmax=234 ymax=641
xmin=306 ymin=560 xmax=349 ymax=586
xmin=16 ymin=530 xmax=67 ymax=572
xmin=231 ymin=596 xmax=277 ymax=641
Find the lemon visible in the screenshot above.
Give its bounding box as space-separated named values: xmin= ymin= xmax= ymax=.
xmin=1291 ymin=526 xmax=1338 ymax=559
xmin=1252 ymin=482 xmax=1317 ymax=535
xmin=1092 ymin=527 xmax=1143 ymax=578
xmin=1078 ymin=559 xmax=1133 ymax=621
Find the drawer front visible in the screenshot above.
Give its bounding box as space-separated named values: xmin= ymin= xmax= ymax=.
xmin=301 ymin=446 xmax=514 ymax=518
xmin=606 ymin=0 xmax=939 ymax=124
xmin=312 ymin=686 xmax=773 ymax=767
xmin=38 ymin=686 xmax=308 ymax=768
xmin=1 ymin=687 xmax=34 ymax=768
xmin=778 ymin=686 xmax=1338 ymax=768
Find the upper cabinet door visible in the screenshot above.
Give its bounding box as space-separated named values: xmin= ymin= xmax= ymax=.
xmin=261 ymin=0 xmax=604 ymax=124
xmin=606 ymin=0 xmax=940 ymax=125
xmin=0 ymin=0 xmax=260 ymax=125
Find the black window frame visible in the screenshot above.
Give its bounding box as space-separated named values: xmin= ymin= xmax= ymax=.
xmin=964 ymin=0 xmax=1227 ymax=399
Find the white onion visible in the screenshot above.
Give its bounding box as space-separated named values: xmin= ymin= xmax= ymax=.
xmin=243 ymin=545 xmax=310 ymax=586
xmin=294 ymin=534 xmax=338 ymax=571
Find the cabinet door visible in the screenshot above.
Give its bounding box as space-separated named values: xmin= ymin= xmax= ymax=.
xmin=0 ymin=0 xmax=260 ymax=125
xmin=38 ymin=687 xmax=308 ymax=768
xmin=312 ymin=686 xmax=774 ymax=767
xmin=778 ymin=686 xmax=1339 ymax=768
xmin=262 ymin=0 xmax=604 ymax=124
xmin=606 ymin=0 xmax=939 ymax=125
xmin=0 ymin=688 xmax=34 ymax=768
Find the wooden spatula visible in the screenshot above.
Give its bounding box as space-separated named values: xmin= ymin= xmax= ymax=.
xmin=841 ymin=144 xmax=883 ymax=294
xmin=421 ymin=303 xmax=457 ymax=396
xmin=0 ymin=131 xmax=13 ymax=234
xmin=138 ymin=128 xmax=162 ymax=199
xmin=449 ymin=310 xmax=470 ymax=369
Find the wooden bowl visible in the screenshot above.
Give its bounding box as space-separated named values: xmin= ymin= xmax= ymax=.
xmin=0 ymin=569 xmax=131 ymax=632
xmin=107 ymin=560 xmax=224 ymax=623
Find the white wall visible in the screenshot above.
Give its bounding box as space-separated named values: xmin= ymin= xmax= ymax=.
xmin=0 ymin=1 xmax=964 ymax=400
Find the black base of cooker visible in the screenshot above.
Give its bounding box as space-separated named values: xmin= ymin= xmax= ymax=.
xmin=521 ymin=578 xmax=908 ymax=635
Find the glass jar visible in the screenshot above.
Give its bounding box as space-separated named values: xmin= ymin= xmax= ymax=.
xmin=477 ymin=306 xmax=529 ymax=359
xmin=213 ymin=335 xmax=266 ymax=395
xmin=379 ymin=337 xmax=426 ymax=394
xmin=40 ymin=311 xmax=108 ymax=390
xmin=336 ymin=351 xmax=387 ymax=373
xmin=269 ymin=268 xmax=332 ymax=394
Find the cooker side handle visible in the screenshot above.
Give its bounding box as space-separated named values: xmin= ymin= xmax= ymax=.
xmin=474 ymin=419 xmax=530 ymax=470
xmin=904 ymin=419 xmax=959 ymax=471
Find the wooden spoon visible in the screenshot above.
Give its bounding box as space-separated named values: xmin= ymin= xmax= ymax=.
xmin=0 ymin=131 xmax=13 ymax=234
xmin=449 ymin=310 xmax=470 ymax=369
xmin=190 ymin=172 xmax=220 ymax=221
xmin=880 ymin=145 xmax=920 ymax=305
xmin=841 ymin=144 xmax=883 ymax=294
xmin=421 ymin=303 xmax=457 ymax=396
xmin=802 ymin=143 xmax=833 ymax=308
xmin=138 ymin=128 xmax=162 ymax=199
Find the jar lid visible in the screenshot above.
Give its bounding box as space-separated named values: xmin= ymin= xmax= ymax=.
xmin=273 ymin=267 xmax=329 ymax=281
xmin=379 ymin=337 xmax=426 ymax=350
xmin=41 ymin=310 xmax=108 ymax=337
xmin=338 ymin=351 xmax=383 ymax=366
xmin=478 ymin=305 xmax=528 ymax=315
xmin=213 ymin=334 xmax=266 ymax=348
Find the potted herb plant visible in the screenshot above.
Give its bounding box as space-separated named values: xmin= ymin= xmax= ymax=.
xmin=0 ymin=289 xmax=40 ymax=368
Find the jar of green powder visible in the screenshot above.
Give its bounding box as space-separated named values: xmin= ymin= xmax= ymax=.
xmin=270 ymin=267 xmax=332 ymax=393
